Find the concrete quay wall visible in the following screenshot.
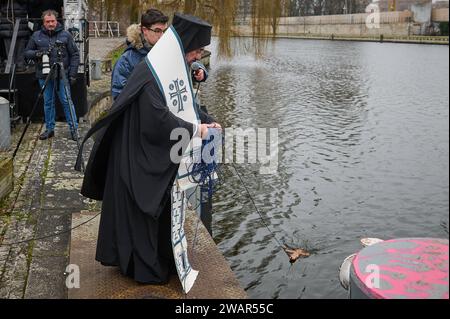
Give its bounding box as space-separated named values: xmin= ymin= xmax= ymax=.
xmin=236 ymin=21 xmax=417 ymax=37
xmin=234 ymin=10 xmax=449 ymax=38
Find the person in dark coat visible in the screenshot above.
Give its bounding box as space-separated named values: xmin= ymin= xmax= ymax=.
xmin=111 ymin=8 xmax=208 ymax=101
xmin=24 ymin=9 xmax=80 ymax=141
xmin=75 ymin=13 xmax=220 ymax=284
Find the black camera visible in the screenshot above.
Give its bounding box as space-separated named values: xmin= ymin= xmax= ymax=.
xmin=54 ymin=40 xmax=65 ymax=59
xmin=40 ymin=41 xmax=65 ymax=75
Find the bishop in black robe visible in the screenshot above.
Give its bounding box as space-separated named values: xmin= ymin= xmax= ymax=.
xmin=75 ymin=13 xmax=216 ymax=284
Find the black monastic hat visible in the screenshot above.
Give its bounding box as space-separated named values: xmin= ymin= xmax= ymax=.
xmin=172 ymin=13 xmax=212 ymax=53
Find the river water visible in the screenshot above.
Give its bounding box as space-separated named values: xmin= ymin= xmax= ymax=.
xmin=199 ymin=38 xmax=449 ymax=299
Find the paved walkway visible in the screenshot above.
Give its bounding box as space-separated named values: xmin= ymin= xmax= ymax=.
xmin=89 ymin=37 xmax=126 ymax=60
xmin=0 ymin=123 xmax=95 ymax=299
xmin=0 ymin=38 xmax=121 ymax=299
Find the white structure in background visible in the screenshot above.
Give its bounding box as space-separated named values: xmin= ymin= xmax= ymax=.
xmin=64 ymin=0 xmax=89 ymax=75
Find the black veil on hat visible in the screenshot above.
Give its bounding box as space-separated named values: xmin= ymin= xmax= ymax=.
xmin=172 ymin=13 xmax=212 ymax=53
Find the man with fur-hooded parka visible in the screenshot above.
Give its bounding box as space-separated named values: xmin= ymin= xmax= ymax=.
xmin=111 ymin=9 xmax=168 ymax=100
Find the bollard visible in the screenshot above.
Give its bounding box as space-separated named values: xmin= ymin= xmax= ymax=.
xmin=91 ymin=59 xmax=102 ymax=80
xmin=0 ymin=97 xmax=11 ymax=151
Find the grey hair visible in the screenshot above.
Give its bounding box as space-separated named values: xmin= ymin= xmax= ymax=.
xmin=42 ymin=10 xmax=59 ymax=20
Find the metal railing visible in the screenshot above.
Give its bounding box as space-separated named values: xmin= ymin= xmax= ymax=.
xmin=89 ymin=21 xmax=120 ymax=38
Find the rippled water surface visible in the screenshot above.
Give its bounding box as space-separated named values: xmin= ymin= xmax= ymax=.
xmin=199 ymin=38 xmax=449 ymax=299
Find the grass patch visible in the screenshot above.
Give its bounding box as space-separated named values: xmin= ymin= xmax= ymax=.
xmin=108 ymin=44 xmax=127 ymax=68
xmin=440 ymin=22 xmax=449 ymax=36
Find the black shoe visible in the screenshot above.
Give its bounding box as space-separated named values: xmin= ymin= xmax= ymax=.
xmin=39 ymin=130 xmax=54 ymax=140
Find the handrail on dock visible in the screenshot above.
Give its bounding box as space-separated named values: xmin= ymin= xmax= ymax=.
xmin=89 ymin=21 xmax=120 ymax=38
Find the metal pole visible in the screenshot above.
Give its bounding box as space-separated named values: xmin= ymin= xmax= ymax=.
xmin=5 ymin=18 xmax=21 ymax=74
xmin=13 ymin=63 xmax=58 ymax=158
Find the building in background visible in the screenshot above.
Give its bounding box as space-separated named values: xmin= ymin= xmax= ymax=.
xmin=373 ymin=0 xmax=433 ymax=11
xmin=433 ymin=0 xmax=449 ymax=9
xmin=236 ymin=0 xmax=252 ymax=24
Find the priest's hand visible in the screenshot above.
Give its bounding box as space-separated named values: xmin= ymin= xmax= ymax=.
xmin=194 ymin=69 xmax=206 ymax=82
xmin=200 ymin=124 xmax=209 ymax=140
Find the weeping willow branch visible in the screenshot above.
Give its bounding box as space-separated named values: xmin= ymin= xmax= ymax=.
xmin=145 ymin=0 xmax=237 ymax=57
xmin=88 ymin=0 xmax=289 ymax=58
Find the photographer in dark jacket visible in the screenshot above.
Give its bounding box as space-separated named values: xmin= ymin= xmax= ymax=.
xmin=25 ymin=10 xmax=80 ymax=141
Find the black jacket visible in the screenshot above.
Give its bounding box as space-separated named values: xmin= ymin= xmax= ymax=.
xmin=24 ymin=23 xmax=80 ymax=79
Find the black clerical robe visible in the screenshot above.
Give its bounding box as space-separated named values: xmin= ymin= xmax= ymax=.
xmin=75 ymin=60 xmax=214 ymax=284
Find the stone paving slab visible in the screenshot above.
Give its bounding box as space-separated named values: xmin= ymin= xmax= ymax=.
xmin=0 ymin=241 xmax=31 ymax=299
xmin=42 ymin=179 xmax=87 ymax=210
xmin=24 ymin=256 xmax=68 ymax=299
xmin=32 ymin=210 xmax=72 ymax=258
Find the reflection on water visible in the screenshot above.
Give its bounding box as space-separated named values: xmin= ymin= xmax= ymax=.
xmin=200 ymin=38 xmax=449 ymax=299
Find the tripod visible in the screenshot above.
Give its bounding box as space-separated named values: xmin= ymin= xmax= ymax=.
xmin=12 ymin=60 xmax=84 ymax=171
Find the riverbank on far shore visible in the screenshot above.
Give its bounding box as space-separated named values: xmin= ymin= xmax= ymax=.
xmin=229 ymin=9 xmax=448 ymax=46
xmin=230 ymin=33 xmax=449 ymax=45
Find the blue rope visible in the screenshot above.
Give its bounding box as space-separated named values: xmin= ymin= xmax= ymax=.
xmin=191 ymin=161 xmax=219 ymax=199
xmin=189 ymin=129 xmax=222 ymax=200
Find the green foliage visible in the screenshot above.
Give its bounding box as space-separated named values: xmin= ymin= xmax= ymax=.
xmin=109 ymin=44 xmax=126 ymax=67
xmin=439 ymin=22 xmax=449 ymax=36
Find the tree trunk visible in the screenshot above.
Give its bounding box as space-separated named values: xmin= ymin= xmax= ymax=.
xmin=184 ymin=0 xmax=197 ymax=14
